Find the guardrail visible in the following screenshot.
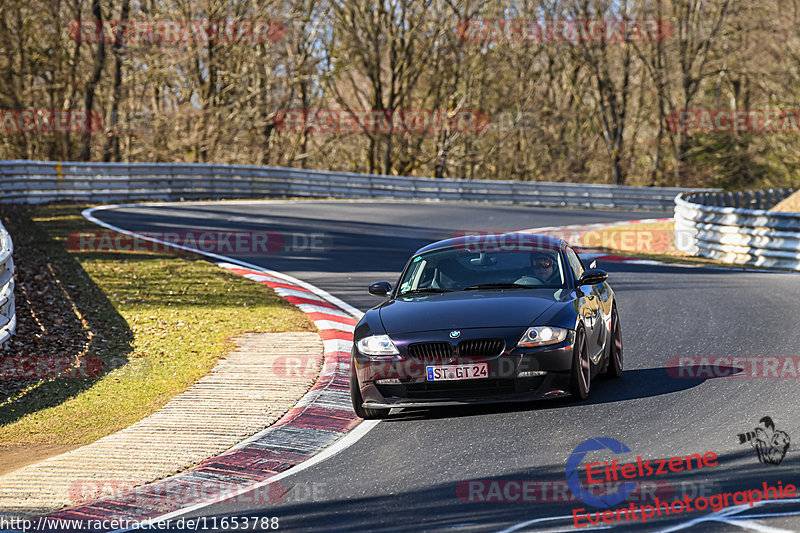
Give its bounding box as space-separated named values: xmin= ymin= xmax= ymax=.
xmin=0 ymin=220 xmax=14 ymax=349
xmin=674 ymin=188 xmax=800 ymax=270
xmin=0 ymin=160 xmax=715 ymax=211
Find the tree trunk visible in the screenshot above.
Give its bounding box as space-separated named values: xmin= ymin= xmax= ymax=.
xmin=80 ymin=0 xmax=106 ymax=161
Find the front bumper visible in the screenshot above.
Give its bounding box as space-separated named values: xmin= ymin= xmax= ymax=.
xmin=353 ymin=336 xmax=575 ymax=409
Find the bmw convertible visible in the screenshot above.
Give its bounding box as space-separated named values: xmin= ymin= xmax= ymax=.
xmin=349 ymin=233 xmax=623 ymax=419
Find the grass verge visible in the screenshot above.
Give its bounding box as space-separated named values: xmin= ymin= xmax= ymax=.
xmin=0 ymin=204 xmax=314 ymax=445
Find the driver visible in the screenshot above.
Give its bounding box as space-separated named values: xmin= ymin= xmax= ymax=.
xmin=515 ymin=251 xmax=561 ymax=286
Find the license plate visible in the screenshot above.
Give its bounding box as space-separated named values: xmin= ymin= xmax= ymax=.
xmin=426 ymin=363 xmax=489 ymax=381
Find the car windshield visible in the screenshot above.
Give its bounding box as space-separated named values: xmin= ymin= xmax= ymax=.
xmin=397 ymin=245 xmax=568 ymax=295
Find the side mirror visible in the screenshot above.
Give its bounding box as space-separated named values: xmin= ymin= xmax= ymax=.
xmin=368 ymin=281 xmax=392 ymax=297
xmin=578 ymin=268 xmax=608 ymax=286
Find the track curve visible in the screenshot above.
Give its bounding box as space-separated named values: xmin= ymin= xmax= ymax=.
xmin=91 ymin=200 xmax=800 ymax=532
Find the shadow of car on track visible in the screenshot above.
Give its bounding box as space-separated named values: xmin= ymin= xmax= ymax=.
xmin=184 ymin=449 xmax=800 ymax=533
xmin=380 ymin=367 xmax=728 ymax=422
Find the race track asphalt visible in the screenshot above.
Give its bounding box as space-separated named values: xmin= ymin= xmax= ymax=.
xmin=92 ymin=200 xmax=800 ymax=532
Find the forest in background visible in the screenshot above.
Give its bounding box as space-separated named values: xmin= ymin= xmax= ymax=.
xmin=1 ymin=0 xmax=799 ymax=190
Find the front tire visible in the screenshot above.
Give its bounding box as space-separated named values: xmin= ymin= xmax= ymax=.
xmin=604 ymin=306 xmax=623 ymax=378
xmin=350 ymin=362 xmax=390 ymax=419
xmin=570 ymin=326 xmax=591 ymax=401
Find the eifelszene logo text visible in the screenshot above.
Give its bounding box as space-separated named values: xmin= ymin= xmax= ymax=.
xmin=565 ymin=437 xmax=718 ymax=508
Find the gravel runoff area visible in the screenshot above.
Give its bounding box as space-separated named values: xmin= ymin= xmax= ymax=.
xmin=0 ymin=332 xmax=324 ymax=519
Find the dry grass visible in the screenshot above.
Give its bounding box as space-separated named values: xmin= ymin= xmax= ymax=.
xmin=0 ymin=205 xmax=314 ymax=444
xmin=769 ymin=190 xmax=800 ymax=213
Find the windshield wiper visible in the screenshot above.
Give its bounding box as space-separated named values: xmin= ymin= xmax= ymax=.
xmin=463 ymin=283 xmax=534 ymax=290
xmin=399 ymin=287 xmax=452 ymax=296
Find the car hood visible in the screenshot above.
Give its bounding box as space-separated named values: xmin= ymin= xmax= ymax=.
xmin=378 ymin=290 xmax=561 ymax=334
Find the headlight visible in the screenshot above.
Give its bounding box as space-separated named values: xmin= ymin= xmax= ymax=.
xmin=517 ymin=326 xmax=568 ymax=348
xmin=356 ymin=335 xmax=399 ymax=356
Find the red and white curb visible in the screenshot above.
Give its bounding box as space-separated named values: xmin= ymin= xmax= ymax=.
xmin=22 ymin=205 xmax=372 ymax=532
xmin=41 ymin=259 xmax=366 ymax=529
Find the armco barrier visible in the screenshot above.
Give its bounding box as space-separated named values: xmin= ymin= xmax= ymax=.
xmin=0 ymin=160 xmax=714 ymax=211
xmin=0 ymin=220 xmax=14 ymax=349
xmin=674 ymin=188 xmax=800 ymax=270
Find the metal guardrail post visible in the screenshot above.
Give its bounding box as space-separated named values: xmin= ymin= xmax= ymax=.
xmin=0 ymin=220 xmax=15 ymax=349
xmin=0 ymin=160 xmax=718 ymax=211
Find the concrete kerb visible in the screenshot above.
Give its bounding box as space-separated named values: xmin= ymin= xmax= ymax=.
xmin=0 ymin=332 xmax=328 ymax=521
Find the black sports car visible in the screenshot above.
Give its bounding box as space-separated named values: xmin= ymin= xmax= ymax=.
xmin=349 ymin=233 xmax=623 ymax=419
